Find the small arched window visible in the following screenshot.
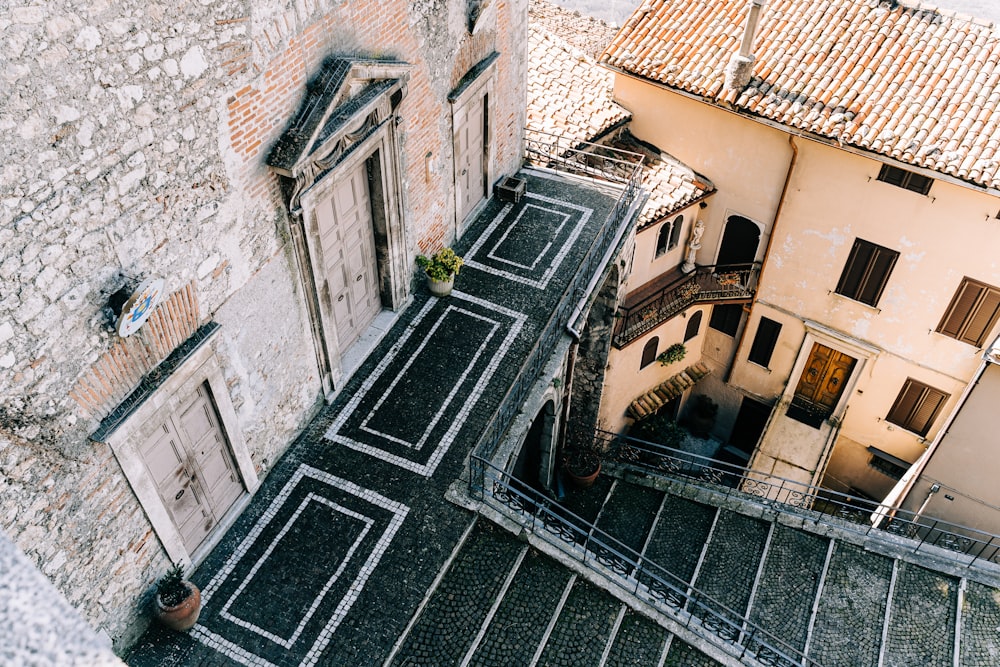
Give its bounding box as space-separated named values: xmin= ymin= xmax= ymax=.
xmin=668 ymin=215 xmax=684 ymax=251
xmin=640 ymin=336 xmax=659 ymax=368
xmin=654 ymin=222 xmax=671 ymax=258
xmin=684 ymin=310 xmax=702 ymax=341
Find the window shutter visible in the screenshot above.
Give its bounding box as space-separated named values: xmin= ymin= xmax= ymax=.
xmin=938 ymin=280 xmax=983 ymax=339
xmin=857 ymin=246 xmax=897 ymax=306
xmin=886 ymin=382 xmax=922 ymax=427
xmin=748 ymin=317 xmax=781 ymax=367
xmin=909 ymin=387 xmax=947 ymax=436
xmin=640 ymin=336 xmax=659 ymax=368
xmin=836 ymin=241 xmax=871 ymax=297
xmin=960 ymin=287 xmax=1000 ymax=346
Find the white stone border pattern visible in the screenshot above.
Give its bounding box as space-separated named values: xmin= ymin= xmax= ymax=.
xmin=359 ymin=306 xmax=500 ymax=450
xmin=463 ymin=192 xmax=592 ymax=289
xmin=218 ymin=493 xmax=374 ymax=648
xmin=191 ymin=465 xmax=409 ymax=667
xmin=485 ymin=203 xmax=571 ymax=271
xmin=325 ymin=291 xmax=526 ymax=476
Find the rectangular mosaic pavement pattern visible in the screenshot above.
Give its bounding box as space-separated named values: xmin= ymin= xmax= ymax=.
xmin=190 ymin=465 xmax=408 ymax=667
xmin=325 ymin=292 xmax=525 ymax=476
xmin=463 ymin=185 xmax=593 ymax=290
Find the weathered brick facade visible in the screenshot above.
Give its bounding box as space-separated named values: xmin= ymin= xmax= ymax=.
xmin=1 ymin=0 xmax=527 ymax=651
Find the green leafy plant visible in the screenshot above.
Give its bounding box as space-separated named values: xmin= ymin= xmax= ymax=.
xmin=156 ymin=564 xmax=192 ymax=607
xmin=657 ymin=343 xmax=686 ymax=366
xmin=416 ymin=248 xmax=464 ymax=282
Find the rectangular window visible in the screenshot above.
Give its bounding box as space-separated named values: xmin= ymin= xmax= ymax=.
xmin=747 ymin=317 xmax=781 ymax=367
xmin=867 ymin=446 xmax=911 ymax=481
xmin=877 ymin=164 xmax=933 ymax=195
xmin=936 ymin=277 xmax=1000 ymax=347
xmin=835 ymin=239 xmax=899 ymax=307
xmin=886 ymin=378 xmax=949 ymax=437
xmin=709 ymin=304 xmax=743 ymax=337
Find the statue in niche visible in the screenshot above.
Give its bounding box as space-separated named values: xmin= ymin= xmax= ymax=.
xmin=682 ymin=219 xmax=704 ymax=273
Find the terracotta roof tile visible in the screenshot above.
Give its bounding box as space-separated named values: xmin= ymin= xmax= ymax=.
xmin=602 ymin=0 xmax=1000 ymax=189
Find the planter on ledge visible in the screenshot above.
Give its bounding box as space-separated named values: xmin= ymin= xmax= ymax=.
xmin=496 ymin=176 xmax=526 ymax=203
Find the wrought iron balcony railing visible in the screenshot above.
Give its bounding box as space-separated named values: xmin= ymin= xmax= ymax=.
xmin=595 ymin=429 xmax=1000 ymax=569
xmin=613 ymin=263 xmax=759 ymax=348
xmin=469 ymin=457 xmax=824 ymax=667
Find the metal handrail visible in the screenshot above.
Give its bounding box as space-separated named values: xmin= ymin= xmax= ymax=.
xmin=470 ymin=135 xmax=644 ymax=465
xmin=596 ymin=429 xmax=1000 ymax=568
xmin=613 ymin=263 xmax=760 ymax=347
xmin=470 ymin=457 xmax=824 ymax=667
xmin=525 ymin=129 xmax=645 ymax=186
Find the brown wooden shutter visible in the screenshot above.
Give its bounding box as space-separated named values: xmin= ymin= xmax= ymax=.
xmin=909 ymin=386 xmax=948 ymax=436
xmin=886 ymin=381 xmax=922 ymax=427
xmin=961 ymin=286 xmax=1000 ymax=346
xmin=887 ymin=379 xmax=950 ymax=437
xmin=938 ymin=280 xmax=983 ymax=339
xmin=836 ymin=240 xmax=871 ymax=297
xmin=858 ymin=246 xmax=898 ymax=306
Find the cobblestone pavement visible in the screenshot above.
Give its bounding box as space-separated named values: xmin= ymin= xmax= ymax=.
xmin=595 ymin=481 xmax=663 ymax=554
xmin=748 ymin=525 xmax=827 ymax=652
xmin=604 ymin=609 xmax=668 ymax=666
xmin=662 ymin=639 xmax=724 ymax=667
xmin=468 ymin=549 xmax=572 ymax=666
xmin=961 ymin=580 xmax=1000 ymax=665
xmin=642 ymin=494 xmax=716 ymax=584
xmin=536 ymin=577 xmax=621 ymax=666
xmin=809 ymin=542 xmax=892 ymax=667
xmin=126 ymin=170 xmax=624 ymax=667
xmin=689 ymin=510 xmax=769 ymax=624
xmin=883 ymin=562 xmax=957 ymax=667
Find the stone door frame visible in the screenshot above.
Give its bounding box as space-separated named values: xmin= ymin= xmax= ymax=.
xmin=95 ymin=329 xmax=258 ymax=566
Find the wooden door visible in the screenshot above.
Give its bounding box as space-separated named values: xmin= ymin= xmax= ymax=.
xmin=793 ymin=343 xmax=856 ymax=418
xmin=454 ymin=94 xmax=487 ymax=225
xmin=139 ymin=384 xmax=243 ymax=553
xmin=316 ymin=162 xmax=381 ymax=350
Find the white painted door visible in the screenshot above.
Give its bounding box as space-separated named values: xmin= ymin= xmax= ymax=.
xmin=455 ymin=94 xmax=487 ymax=226
xmin=139 ymin=384 xmax=243 ymax=553
xmin=316 ymin=162 xmax=381 ymax=350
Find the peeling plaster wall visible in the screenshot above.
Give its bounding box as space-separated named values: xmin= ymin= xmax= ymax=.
xmin=1 ymin=0 xmax=528 ymax=651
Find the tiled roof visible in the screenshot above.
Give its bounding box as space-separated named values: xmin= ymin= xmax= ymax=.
xmin=606 ymin=132 xmax=715 ymax=226
xmin=601 ymin=0 xmax=1000 ymax=190
xmin=529 ymin=0 xmax=621 ymax=59
xmin=527 ymin=1 xmax=631 ymax=143
xmin=627 ymin=361 xmax=712 ymax=420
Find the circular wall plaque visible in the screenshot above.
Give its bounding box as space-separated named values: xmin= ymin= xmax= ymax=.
xmin=116 ymin=278 xmax=165 ymax=337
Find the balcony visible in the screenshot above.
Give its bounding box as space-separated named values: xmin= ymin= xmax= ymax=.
xmin=613 ymin=262 xmax=760 ymax=348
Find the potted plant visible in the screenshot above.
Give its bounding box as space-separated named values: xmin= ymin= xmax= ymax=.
xmin=154 ymin=563 xmax=201 ymax=631
xmin=561 ymin=427 xmax=607 ymax=489
xmin=416 ymin=248 xmax=464 ymax=297
xmin=657 ymin=343 xmax=686 ymax=366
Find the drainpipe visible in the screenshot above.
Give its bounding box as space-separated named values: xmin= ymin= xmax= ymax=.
xmin=912 ymin=483 xmax=941 ymax=524
xmin=725 ymin=133 xmax=798 ymax=383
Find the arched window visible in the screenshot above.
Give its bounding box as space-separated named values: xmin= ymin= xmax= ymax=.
xmin=668 ymin=215 xmax=684 ymax=251
xmin=640 ymin=336 xmax=659 ymax=368
xmin=684 ymin=310 xmax=702 ymax=341
xmin=654 ymin=222 xmax=671 ymax=258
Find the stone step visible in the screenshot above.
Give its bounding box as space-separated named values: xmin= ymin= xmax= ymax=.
xmin=746 ymin=524 xmax=828 ymax=654
xmin=881 ymin=560 xmax=958 ymax=667
xmin=959 ymin=579 xmax=1000 ymax=665
xmin=806 ymin=541 xmax=892 ymax=667
xmin=603 ymin=608 xmax=670 ymax=666
xmin=663 ymin=637 xmax=727 ymax=666
xmin=642 ymin=492 xmax=717 ymax=584
xmin=534 ymin=577 xmax=621 ymax=666
xmin=559 ymin=474 xmax=614 ymax=525
xmin=388 ymin=521 xmax=526 ymax=666
xmin=689 ymin=510 xmax=771 ymax=630
xmin=595 ymin=480 xmax=665 ymax=555
xmin=465 ymin=549 xmax=573 ymax=666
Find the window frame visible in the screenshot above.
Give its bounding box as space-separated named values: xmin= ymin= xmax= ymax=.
xmin=936 ymin=277 xmax=1000 ymax=347
xmin=747 ymin=317 xmax=781 ymax=368
xmin=885 ymin=378 xmax=949 ymax=437
xmin=640 ymin=336 xmax=659 ymax=369
xmin=877 ymin=164 xmax=933 ymax=195
xmin=835 ymin=238 xmax=899 ymax=307
xmin=684 ymin=310 xmax=702 ymax=342
xmin=668 ymin=214 xmax=683 ymax=252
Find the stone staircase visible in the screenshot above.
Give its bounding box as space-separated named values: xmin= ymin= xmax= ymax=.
xmin=551 ymin=474 xmax=1000 ymax=666
xmin=385 ymin=520 xmax=723 ymax=666
xmin=416 ymin=476 xmax=1000 ymax=667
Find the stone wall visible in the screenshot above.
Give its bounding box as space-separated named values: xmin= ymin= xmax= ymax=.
xmin=1 ymin=0 xmax=527 ymax=651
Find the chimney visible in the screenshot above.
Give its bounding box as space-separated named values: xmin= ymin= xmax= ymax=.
xmin=725 ymin=0 xmax=766 ymax=91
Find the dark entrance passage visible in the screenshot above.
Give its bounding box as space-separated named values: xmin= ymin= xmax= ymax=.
xmin=716 ymin=215 xmax=760 ymax=267
xmin=513 ymin=401 xmax=554 ymax=492
xmin=720 ymin=397 xmax=772 ymax=464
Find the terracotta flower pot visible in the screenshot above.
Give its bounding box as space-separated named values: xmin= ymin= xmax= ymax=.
xmin=155 ymin=582 xmax=201 ymax=632
xmin=565 ymin=461 xmax=601 ymax=489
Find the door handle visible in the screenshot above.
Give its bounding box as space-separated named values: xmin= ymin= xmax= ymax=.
xmin=356 ymin=274 xmax=363 ymax=282
xmin=338 ymin=294 xmax=345 ymax=302
xmin=175 ymin=489 xmax=185 ymax=500
xmin=461 ymin=169 xmax=467 ymax=176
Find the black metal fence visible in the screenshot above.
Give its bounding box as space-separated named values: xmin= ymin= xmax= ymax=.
xmin=613 ymin=263 xmax=759 ymax=347
xmin=471 ymin=458 xmax=823 ymax=667
xmin=597 ymin=429 xmax=1000 ymax=568
xmin=469 ymin=133 xmax=644 ymax=465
